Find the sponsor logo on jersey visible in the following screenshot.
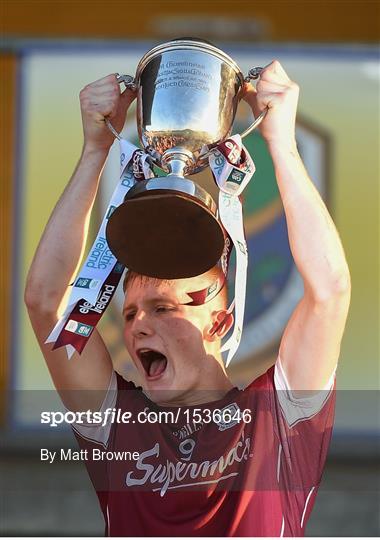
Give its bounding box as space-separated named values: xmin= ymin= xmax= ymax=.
xmin=125 ymin=431 xmax=251 ymax=497
xmin=215 ymin=402 xmax=241 ymax=431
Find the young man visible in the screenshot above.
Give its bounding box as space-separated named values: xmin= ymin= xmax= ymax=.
xmin=25 ymin=59 xmax=351 ymax=536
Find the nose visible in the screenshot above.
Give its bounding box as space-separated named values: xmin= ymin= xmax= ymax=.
xmin=131 ymin=310 xmax=154 ymax=338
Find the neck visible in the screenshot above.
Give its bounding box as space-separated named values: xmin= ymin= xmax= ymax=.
xmin=155 ymin=354 xmax=234 ymax=407
xmin=156 ymin=385 xmax=234 ymax=407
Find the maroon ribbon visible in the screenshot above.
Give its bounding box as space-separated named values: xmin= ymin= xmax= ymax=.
xmin=217 ymin=138 xmax=247 ymax=166
xmin=52 ymin=262 xmax=124 ymax=355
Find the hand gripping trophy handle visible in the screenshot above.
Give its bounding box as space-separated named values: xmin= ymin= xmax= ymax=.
xmin=104 ymin=75 xmax=138 ymax=140
xmin=240 ymin=67 xmax=267 ymax=138
xmin=105 ymin=69 xmax=267 ymax=142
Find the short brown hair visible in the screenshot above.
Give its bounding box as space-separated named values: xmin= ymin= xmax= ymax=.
xmin=123 ymin=270 xmax=172 ymax=293
xmin=123 ymin=267 xmax=228 ymax=309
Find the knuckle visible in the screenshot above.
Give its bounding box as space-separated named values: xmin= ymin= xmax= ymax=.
xmin=105 ymin=81 xmax=119 ymax=96
xmin=100 ymin=101 xmax=115 ymax=115
xmin=107 ymin=74 xmax=118 ymax=87
xmin=102 ymin=89 xmax=116 ymax=100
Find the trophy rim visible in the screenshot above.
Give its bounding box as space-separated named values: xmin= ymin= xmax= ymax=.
xmin=134 ymin=39 xmax=245 ymax=86
xmin=125 ymin=176 xmax=218 ymax=216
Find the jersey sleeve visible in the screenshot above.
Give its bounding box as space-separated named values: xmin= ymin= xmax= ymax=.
xmin=66 ymin=372 xmax=139 ymax=535
xmin=70 ymin=370 xmax=118 ymax=448
xmin=271 ymin=356 xmax=336 ymax=487
xmin=274 ymin=355 xmax=336 ymax=428
xmin=269 ymin=357 xmax=336 ymax=534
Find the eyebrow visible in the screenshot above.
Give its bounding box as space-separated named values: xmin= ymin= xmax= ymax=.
xmin=122 ymin=296 xmax=177 ymax=316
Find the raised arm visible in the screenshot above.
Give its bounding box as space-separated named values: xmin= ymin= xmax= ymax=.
xmin=243 ymin=61 xmax=351 ymax=391
xmin=24 ymin=74 xmax=136 ymax=408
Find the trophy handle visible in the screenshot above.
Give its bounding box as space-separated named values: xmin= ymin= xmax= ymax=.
xmin=239 ymin=67 xmax=268 ymax=139
xmin=104 ymin=74 xmax=137 ymax=140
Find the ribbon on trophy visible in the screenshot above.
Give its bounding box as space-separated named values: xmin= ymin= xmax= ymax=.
xmin=46 ymin=135 xmax=254 ymax=366
xmin=45 ymin=139 xmax=154 ymax=358
xmin=205 ymin=134 xmax=255 ymax=366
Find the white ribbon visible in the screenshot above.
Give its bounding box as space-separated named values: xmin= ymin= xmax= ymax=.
xmin=209 ymin=135 xmax=255 ymax=196
xmin=218 ymin=192 xmax=248 ymax=366
xmin=45 ymin=139 xmax=153 ymax=358
xmin=207 ymin=134 xmax=255 ymax=365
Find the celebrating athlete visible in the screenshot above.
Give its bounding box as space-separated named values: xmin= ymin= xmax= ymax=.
xmin=25 ymin=54 xmax=351 ymax=536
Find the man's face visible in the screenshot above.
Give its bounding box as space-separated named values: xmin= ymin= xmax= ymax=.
xmin=122 ymin=275 xmax=229 ymax=404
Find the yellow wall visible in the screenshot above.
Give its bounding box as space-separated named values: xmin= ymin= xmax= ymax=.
xmin=2 ymin=0 xmax=379 ymax=42
xmin=1 ymin=2 xmax=379 ymax=429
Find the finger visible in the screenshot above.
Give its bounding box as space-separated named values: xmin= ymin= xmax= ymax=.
xmin=120 ymin=86 xmax=137 ymax=104
xmin=261 ymin=60 xmax=291 ymax=84
xmin=84 ymin=83 xmax=120 ymax=100
xmin=256 ymin=79 xmax=289 ymax=94
xmin=241 ymin=82 xmax=256 ymax=100
xmin=81 ymin=92 xmax=119 ymax=114
xmin=80 ymin=79 xmax=119 ymax=105
xmin=241 ymin=84 xmax=262 ymax=118
xmin=91 ymin=102 xmax=119 ymax=119
xmin=85 ymin=88 xmax=120 ymax=101
xmin=88 ymin=73 xmax=120 ymax=88
xmin=254 ymin=90 xmax=292 ymax=112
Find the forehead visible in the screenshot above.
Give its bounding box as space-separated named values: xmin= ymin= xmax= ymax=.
xmin=123 ymin=275 xmax=196 ymax=307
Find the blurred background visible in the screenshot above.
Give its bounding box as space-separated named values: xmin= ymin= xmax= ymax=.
xmin=1 ymin=0 xmax=379 ymax=536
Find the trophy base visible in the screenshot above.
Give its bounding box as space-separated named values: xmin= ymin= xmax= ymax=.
xmin=106 ymin=178 xmax=225 ymax=279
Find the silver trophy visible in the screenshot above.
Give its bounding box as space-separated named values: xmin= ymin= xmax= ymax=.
xmin=105 ymin=39 xmax=265 ymax=279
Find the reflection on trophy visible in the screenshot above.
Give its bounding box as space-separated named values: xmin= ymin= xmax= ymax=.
xmin=105 ymin=39 xmax=264 ymax=279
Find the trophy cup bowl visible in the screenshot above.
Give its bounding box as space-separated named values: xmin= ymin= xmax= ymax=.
xmin=106 ymin=39 xmax=263 ymax=279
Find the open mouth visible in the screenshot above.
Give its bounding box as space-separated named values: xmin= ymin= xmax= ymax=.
xmin=137 ymin=348 xmax=168 ymax=379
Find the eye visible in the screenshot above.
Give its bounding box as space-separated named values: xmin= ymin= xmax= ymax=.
xmin=124 ymin=312 xmax=136 ymax=321
xmin=155 ymin=306 xmax=174 ymax=314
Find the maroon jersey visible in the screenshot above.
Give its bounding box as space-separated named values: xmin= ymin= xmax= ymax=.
xmin=72 ymin=359 xmax=335 ymax=536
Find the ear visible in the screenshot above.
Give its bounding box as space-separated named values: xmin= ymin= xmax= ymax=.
xmin=204 ymin=310 xmax=234 ymax=342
